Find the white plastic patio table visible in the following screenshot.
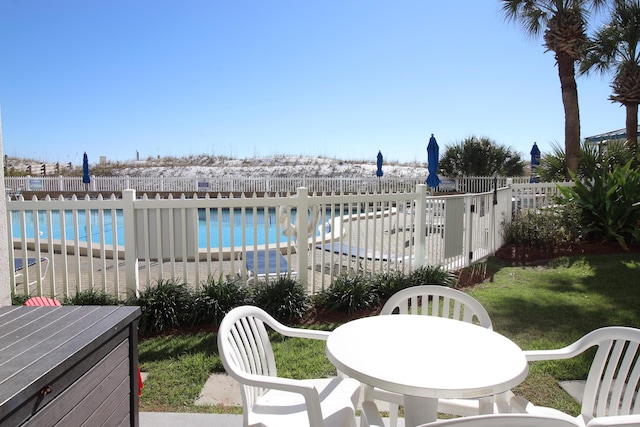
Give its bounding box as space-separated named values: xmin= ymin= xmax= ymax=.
xmin=325 ymin=315 xmax=529 ymax=426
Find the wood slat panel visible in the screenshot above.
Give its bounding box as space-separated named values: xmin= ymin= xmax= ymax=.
xmin=81 ymin=376 xmax=130 ymax=426
xmin=28 ymin=340 xmax=128 ymax=425
xmin=0 ymin=306 xmax=140 ymax=426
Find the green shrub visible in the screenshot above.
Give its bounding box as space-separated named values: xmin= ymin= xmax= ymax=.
xmin=538 ymin=140 xmax=632 ymax=182
xmin=370 ymin=270 xmax=413 ymax=301
xmin=558 ymin=161 xmax=640 ymax=249
xmin=191 ymin=274 xmax=250 ymax=326
xmin=63 ymin=289 xmax=123 ymax=305
xmin=130 ymin=278 xmax=194 ymax=336
xmin=408 ymin=265 xmax=458 ymax=288
xmin=316 ymin=273 xmax=378 ymax=315
xmin=11 ymin=293 xmax=30 ymax=306
xmin=252 ymin=275 xmax=308 ymax=323
xmin=502 ymin=203 xmax=582 ymax=249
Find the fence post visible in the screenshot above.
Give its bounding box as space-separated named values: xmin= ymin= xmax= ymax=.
xmin=295 ymin=187 xmax=309 ymax=289
xmin=464 ymin=194 xmax=474 ymax=268
xmin=122 ymin=189 xmax=139 ymax=296
xmin=413 ymin=184 xmax=427 ymax=268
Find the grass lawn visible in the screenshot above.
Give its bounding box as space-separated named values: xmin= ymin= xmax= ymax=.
xmin=138 ymin=252 xmax=640 ymax=415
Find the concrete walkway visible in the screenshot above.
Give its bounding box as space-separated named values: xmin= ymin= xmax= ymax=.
xmin=139 ymin=412 xmax=397 ymax=427
xmin=139 ymin=372 xmax=401 ymax=426
xmin=140 ymin=412 xmax=243 ymax=427
xmin=138 ymin=374 xmax=585 ymax=427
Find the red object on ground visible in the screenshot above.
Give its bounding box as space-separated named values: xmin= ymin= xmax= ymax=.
xmin=23 ymin=296 xmax=62 ymax=306
xmin=138 ymin=368 xmax=144 ymax=397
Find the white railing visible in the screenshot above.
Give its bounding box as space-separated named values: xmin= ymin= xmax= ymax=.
xmin=5 ymin=175 xmax=532 ymax=195
xmin=8 ymin=180 xmax=562 ymax=300
xmin=510 ymin=181 xmax=574 ymax=211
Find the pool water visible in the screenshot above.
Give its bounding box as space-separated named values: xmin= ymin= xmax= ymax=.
xmin=11 ymin=208 xmax=303 ymax=248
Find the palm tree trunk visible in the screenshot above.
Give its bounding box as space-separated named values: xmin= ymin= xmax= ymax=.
xmin=558 ymin=52 xmax=581 ymax=180
xmin=625 ymin=103 xmax=638 ymax=162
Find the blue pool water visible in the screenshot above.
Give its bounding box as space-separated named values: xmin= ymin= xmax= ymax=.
xmin=11 ymin=208 xmax=302 ymax=248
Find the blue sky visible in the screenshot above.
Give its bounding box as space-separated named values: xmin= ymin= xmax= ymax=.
xmin=0 ymin=0 xmax=622 ymax=167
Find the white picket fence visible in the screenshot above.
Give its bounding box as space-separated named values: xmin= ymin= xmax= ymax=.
xmin=8 ymin=180 xmax=569 ymax=300
xmin=5 ymin=175 xmax=532 ymax=195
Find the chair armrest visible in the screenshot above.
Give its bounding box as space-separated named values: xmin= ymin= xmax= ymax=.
xmin=361 ymin=400 xmax=386 ymax=427
xmin=586 ymin=415 xmax=640 ymax=426
xmin=524 ymin=329 xmax=621 ymax=362
xmin=275 ymin=324 xmax=332 ymax=341
xmin=524 ymin=348 xmax=583 ymax=362
xmin=508 ymin=395 xmax=538 ymax=413
xmin=236 ymin=369 xmax=319 ymax=395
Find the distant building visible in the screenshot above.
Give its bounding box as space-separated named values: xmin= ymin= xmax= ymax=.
xmin=584 ymin=126 xmax=640 ymax=147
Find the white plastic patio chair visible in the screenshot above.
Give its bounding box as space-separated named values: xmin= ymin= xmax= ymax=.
xmin=369 ymin=285 xmax=496 ymax=426
xmin=217 ymin=305 xmax=361 ymax=427
xmin=360 ymin=400 xmax=582 ymax=427
xmin=381 ymin=285 xmax=493 ymax=327
xmin=509 ymin=326 xmax=640 ymax=427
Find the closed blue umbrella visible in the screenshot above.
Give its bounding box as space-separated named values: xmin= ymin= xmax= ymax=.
xmin=426 ymin=134 xmax=441 ymax=189
xmin=530 ymin=142 xmax=540 ymax=183
xmin=82 ymin=152 xmax=90 ymax=189
xmin=376 ymin=151 xmax=383 ymax=192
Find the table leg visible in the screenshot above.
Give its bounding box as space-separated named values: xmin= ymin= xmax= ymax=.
xmin=403 ymin=396 xmax=437 ymax=426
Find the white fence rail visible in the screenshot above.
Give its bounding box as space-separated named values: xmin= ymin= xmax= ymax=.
xmin=5 ymin=175 xmax=532 ymax=195
xmin=7 ymin=181 xmax=565 ymax=300
xmin=510 ymin=181 xmax=575 ymax=211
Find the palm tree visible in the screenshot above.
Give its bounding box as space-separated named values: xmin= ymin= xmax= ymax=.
xmin=501 ymin=0 xmax=608 ymax=180
xmin=579 ymin=0 xmax=640 ymax=160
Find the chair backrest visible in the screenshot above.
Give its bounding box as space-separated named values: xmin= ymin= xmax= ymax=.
xmin=381 ymin=285 xmax=492 ymax=329
xmin=425 ymin=413 xmax=580 ymax=427
xmin=574 ymin=327 xmax=640 ymax=419
xmin=217 ymin=305 xmax=280 ymax=419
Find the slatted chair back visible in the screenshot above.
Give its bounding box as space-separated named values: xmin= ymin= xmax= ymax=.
xmin=526 ymin=327 xmax=640 ymax=420
xmin=585 ymin=328 xmax=640 ymax=418
xmin=381 ymin=285 xmax=492 ymax=329
xmin=218 ymin=305 xmax=360 ymax=427
xmin=222 ymin=307 xmax=278 ymax=409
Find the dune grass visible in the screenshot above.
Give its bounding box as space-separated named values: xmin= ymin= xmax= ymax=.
xmin=138 ymin=252 xmax=640 ymax=415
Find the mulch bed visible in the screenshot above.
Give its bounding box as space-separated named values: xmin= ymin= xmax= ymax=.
xmin=494 ymin=240 xmax=640 ymax=263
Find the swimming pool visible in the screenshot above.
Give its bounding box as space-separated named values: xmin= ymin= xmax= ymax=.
xmin=11 ymin=208 xmax=302 ymax=248
xmin=10 ymin=208 xmax=303 ymax=248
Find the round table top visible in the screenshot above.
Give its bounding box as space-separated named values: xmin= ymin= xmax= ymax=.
xmin=326 ymin=315 xmax=528 ymax=399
